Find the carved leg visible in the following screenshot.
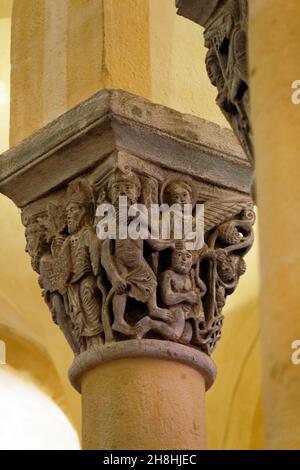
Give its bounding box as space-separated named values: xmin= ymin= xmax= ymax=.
xmin=52 ymin=293 xmax=80 ymax=354
xmin=178 ymin=322 xmax=193 ymax=345
xmin=80 ymin=276 xmax=103 ymax=339
xmin=147 ymin=292 xmax=173 ymax=323
xmin=86 ymin=335 xmax=103 ymax=349
xmin=136 ymin=308 xmax=186 ymax=341
xmin=112 ymin=293 xmax=134 ymax=335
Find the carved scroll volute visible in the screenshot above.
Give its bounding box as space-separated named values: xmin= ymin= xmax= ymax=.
xmin=23 ymin=166 xmax=254 ymax=359
xmin=176 ymin=0 xmax=253 ymax=165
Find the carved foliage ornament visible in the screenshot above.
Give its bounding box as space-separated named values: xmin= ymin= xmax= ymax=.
xmin=176 ymin=0 xmax=253 ymax=165
xmin=24 ymin=167 xmax=254 ymax=356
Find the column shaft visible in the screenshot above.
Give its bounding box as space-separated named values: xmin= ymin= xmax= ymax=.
xmin=249 ymin=0 xmax=300 ymax=449
xmin=82 ymin=358 xmax=206 ymax=450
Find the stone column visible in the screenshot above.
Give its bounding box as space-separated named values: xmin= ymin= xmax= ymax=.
xmin=248 ymin=0 xmax=300 ymax=450
xmin=0 ymin=90 xmax=254 ymax=449
xmin=176 ymin=0 xmax=300 ymax=450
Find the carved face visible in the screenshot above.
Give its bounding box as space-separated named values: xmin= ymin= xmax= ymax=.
xmin=42 ymin=214 xmax=56 ymax=244
xmin=42 ymin=219 xmax=50 ymax=244
xmin=206 ymin=51 xmax=224 ymax=89
xmin=111 ymin=181 xmax=139 ymax=206
xmin=172 ymin=250 xmax=193 ymax=274
xmin=217 ymin=255 xmax=235 ymax=282
xmin=66 ymin=202 xmax=86 ymax=234
xmin=44 ymin=203 xmax=66 ymax=243
xmin=25 ymin=222 xmax=44 ymax=256
xmin=165 ymin=182 xmax=193 ymax=206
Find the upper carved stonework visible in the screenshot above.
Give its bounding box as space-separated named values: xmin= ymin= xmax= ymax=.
xmin=23 ymin=166 xmax=254 ymax=357
xmin=0 ymin=89 xmax=254 ymax=386
xmin=176 ymin=0 xmax=253 ymax=165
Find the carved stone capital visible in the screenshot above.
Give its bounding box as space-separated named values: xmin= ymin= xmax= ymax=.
xmin=0 ymin=89 xmax=254 ymax=389
xmin=176 ymin=0 xmax=252 ymax=165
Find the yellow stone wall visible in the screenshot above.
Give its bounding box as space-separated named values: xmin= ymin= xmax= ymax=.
xmin=0 ymin=0 xmax=262 ymax=449
xmin=249 ymin=0 xmax=300 ymax=449
xmin=10 ymin=0 xmax=228 ymax=146
xmin=0 ymin=16 xmax=10 ymax=153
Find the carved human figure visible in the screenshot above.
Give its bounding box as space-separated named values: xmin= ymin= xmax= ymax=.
xmin=101 ymin=169 xmax=173 ymax=337
xmin=203 ymin=0 xmax=252 ymax=162
xmin=25 ymin=219 xmax=47 ymax=272
xmin=39 ymin=202 xmax=80 ymax=354
xmin=163 ymin=179 xmax=194 ymax=206
xmin=61 ymin=179 xmax=103 ymax=351
xmin=136 ymin=248 xmax=207 ymax=343
xmin=162 ymin=178 xmax=203 ymax=252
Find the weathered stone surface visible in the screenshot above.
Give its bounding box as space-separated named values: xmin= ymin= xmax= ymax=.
xmin=69 ymin=339 xmax=217 ymax=393
xmin=0 ymin=89 xmax=254 ymax=388
xmin=176 ymin=1 xmax=252 ymax=165
xmin=0 ymin=89 xmax=251 ymax=207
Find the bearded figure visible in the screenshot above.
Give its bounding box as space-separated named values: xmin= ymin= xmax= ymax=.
xmin=61 ymin=179 xmax=104 ymax=351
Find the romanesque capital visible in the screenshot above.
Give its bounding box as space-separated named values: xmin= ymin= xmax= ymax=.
xmin=0 ymin=89 xmax=254 ymax=390
xmin=176 ymin=0 xmax=252 ymax=165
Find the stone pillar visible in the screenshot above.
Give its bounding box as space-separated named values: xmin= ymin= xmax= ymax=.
xmin=80 ymin=355 xmax=209 ymax=450
xmin=176 ymin=0 xmax=300 ymax=449
xmin=248 ymin=0 xmax=300 ymax=450
xmin=0 ymin=90 xmax=254 ymax=449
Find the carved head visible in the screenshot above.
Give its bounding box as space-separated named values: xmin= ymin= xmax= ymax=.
xmin=25 ymin=221 xmax=45 ymax=257
xmin=44 ymin=203 xmax=66 ymax=243
xmin=171 ymin=249 xmax=193 ymax=275
xmin=65 ymin=202 xmax=86 ymax=235
xmin=163 ymin=180 xmax=193 ymax=206
xmin=216 ymin=252 xmax=235 ymax=282
xmin=108 ymin=169 xmax=141 ymax=206
xmin=206 ymin=49 xmax=225 ymax=89
xmin=66 ymin=179 xmax=95 ymax=234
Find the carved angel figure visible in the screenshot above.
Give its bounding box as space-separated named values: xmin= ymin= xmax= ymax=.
xmin=161 ymin=177 xmax=204 ymax=251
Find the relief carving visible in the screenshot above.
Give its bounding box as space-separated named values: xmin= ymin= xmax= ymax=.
xmin=23 ymin=165 xmax=254 ymax=357
xmin=101 ymin=168 xmax=174 ymax=340
xmin=176 ymin=0 xmax=252 ymax=165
